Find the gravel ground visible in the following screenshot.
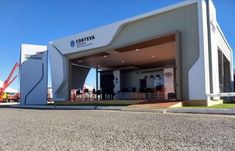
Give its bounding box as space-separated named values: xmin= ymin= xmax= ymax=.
xmin=0 ymin=109 xmax=235 ymax=151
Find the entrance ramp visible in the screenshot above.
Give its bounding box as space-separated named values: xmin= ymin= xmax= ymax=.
xmin=126 ymin=101 xmax=182 ymax=109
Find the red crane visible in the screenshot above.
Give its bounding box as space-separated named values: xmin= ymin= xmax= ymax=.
xmin=0 ymin=63 xmax=19 ymax=102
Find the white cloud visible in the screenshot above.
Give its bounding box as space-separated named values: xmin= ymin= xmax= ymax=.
xmin=0 ymin=80 xmax=18 ymax=93
xmin=84 ymin=84 xmax=95 ymax=90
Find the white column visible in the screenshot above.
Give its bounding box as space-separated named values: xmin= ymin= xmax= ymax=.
xmin=164 ymin=68 xmax=175 ymax=100
xmin=113 ymin=70 xmax=120 ymax=94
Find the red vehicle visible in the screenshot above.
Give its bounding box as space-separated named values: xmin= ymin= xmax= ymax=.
xmin=0 ymin=63 xmax=19 ymax=102
xmin=8 ymin=92 xmax=20 ymax=102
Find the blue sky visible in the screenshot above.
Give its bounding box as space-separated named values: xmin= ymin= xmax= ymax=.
xmin=0 ymin=0 xmax=235 ymax=90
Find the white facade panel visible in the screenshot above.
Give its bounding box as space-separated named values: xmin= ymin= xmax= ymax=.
xmin=20 ymin=44 xmax=48 ymax=105
xmin=52 ymin=23 xmax=122 ymax=55
xmin=48 ymin=44 xmax=69 ymax=101
xmin=188 ymin=0 xmax=208 ymax=100
xmin=164 ymin=68 xmax=175 ymax=99
xmin=209 ymin=0 xmax=220 ymax=98
xmin=51 ymin=1 xmax=198 ymax=56
xmin=113 ymin=70 xmax=121 ymax=94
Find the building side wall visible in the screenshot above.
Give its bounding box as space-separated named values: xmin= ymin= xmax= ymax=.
xmin=216 ymin=27 xmax=232 ymax=62
xmin=48 ymin=44 xmax=69 ymax=101
xmin=215 ymin=26 xmax=233 ymax=92
xmin=208 ymin=0 xmax=233 ymax=96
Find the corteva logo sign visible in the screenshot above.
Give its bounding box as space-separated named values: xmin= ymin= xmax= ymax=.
xmin=70 ymin=35 xmax=95 ymax=48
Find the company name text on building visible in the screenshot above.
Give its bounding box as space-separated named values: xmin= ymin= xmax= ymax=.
xmin=70 ymin=35 xmax=95 ymax=48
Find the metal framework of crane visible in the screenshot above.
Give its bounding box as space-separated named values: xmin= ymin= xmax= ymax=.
xmin=0 ymin=63 xmax=19 ymax=102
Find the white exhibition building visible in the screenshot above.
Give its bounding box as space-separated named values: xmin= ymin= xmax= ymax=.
xmin=19 ymin=0 xmax=233 ymax=105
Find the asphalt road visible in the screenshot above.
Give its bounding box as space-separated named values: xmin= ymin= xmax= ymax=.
xmin=0 ymin=109 xmax=235 ymax=151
